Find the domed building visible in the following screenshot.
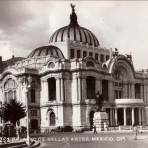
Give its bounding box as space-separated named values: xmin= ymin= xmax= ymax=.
xmin=0 ymin=4 xmax=148 ymax=133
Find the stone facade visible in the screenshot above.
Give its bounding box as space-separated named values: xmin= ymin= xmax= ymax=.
xmin=0 ymin=5 xmax=148 ymax=132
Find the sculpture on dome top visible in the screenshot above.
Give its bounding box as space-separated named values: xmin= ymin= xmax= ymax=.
xmin=71 ymin=3 xmax=75 ymax=12
xmin=70 ymin=3 xmax=78 ymax=26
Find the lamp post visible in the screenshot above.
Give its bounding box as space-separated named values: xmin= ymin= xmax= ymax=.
xmin=22 ymin=75 xmax=32 ymax=145
xmin=0 ymin=102 xmax=4 ymax=143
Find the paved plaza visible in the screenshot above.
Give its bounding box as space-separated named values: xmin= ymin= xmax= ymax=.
xmin=38 ymin=131 xmax=148 ymax=148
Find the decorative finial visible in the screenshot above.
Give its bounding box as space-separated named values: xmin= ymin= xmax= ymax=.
xmin=69 ymin=3 xmax=78 ymax=26
xmin=71 ymin=3 xmax=75 ymax=12
xmin=114 ymin=48 xmax=119 ymax=56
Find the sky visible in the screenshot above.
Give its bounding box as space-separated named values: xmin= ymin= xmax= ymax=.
xmin=0 ymin=0 xmax=148 ymax=70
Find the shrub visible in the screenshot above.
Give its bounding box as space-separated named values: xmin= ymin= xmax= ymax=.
xmin=51 ymin=126 xmax=73 ymax=132
xmin=20 ymin=126 xmax=27 ymax=134
xmin=62 ymin=126 xmax=73 ymax=132
xmin=51 ymin=126 xmax=63 ymax=132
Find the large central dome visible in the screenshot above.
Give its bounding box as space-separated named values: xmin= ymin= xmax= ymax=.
xmin=49 ymin=4 xmax=100 ymax=47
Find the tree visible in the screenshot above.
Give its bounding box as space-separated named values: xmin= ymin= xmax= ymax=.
xmin=0 ymin=99 xmax=26 ymax=126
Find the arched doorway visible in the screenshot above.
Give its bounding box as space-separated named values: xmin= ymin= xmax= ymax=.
xmin=134 ymin=108 xmax=139 ymax=125
xmin=89 ymin=111 xmax=94 ymax=130
xmin=117 ymin=108 xmax=124 ymax=125
xmin=50 ymin=112 xmax=56 ymax=126
xmin=126 ymin=108 xmax=132 ymax=125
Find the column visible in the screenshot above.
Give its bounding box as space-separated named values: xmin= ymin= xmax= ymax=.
xmin=56 ymin=77 xmax=61 ymax=102
xmin=146 ymin=85 xmax=148 ymax=104
xmin=45 ymin=80 xmax=49 ymax=101
xmin=143 ymin=108 xmax=146 ymax=125
xmin=143 ymin=85 xmax=145 ymax=100
xmin=146 ymin=107 xmax=148 ymax=125
xmin=60 ymin=78 xmax=65 ymax=101
xmin=141 ymin=108 xmax=145 ymax=125
xmin=127 ymin=83 xmax=129 ymax=98
xmin=131 ymin=84 xmax=135 ymax=98
xmin=115 ymin=108 xmax=118 ymax=126
xmin=138 ymin=108 xmax=141 ymax=125
xmin=110 ymin=109 xmax=113 ymax=126
xmin=141 ymin=108 xmax=144 ymax=125
xmin=81 ymin=77 xmax=86 ymax=102
xmin=129 ymin=83 xmax=132 ymax=98
xmin=132 ymin=108 xmax=135 ymax=126
xmin=122 ymin=82 xmax=126 ymax=98
xmin=125 ymin=82 xmax=128 ymax=98
xmin=25 ymin=86 xmax=30 ymax=145
xmin=140 ymin=85 xmax=143 ymax=99
xmin=124 ymin=108 xmax=127 ymax=126
xmin=78 ymin=77 xmax=82 ymax=101
xmin=143 ymin=84 xmax=147 ymax=103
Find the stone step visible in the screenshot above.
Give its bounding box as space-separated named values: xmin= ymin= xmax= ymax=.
xmin=7 ymin=143 xmax=27 ymax=148
xmin=0 ymin=141 xmax=26 ymax=148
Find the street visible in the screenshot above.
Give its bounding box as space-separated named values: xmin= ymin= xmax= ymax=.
xmin=38 ymin=132 xmax=148 ymax=148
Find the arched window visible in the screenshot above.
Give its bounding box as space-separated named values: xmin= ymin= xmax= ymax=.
xmin=86 ymin=61 xmax=95 ymax=67
xmin=50 ymin=112 xmax=56 ymax=126
xmin=86 ymin=76 xmax=96 ymax=99
xmin=48 ymin=77 xmax=56 ymax=101
xmin=4 ymin=78 xmax=17 ymax=102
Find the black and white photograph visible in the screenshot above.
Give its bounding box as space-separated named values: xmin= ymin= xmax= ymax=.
xmin=0 ymin=0 xmax=148 ymax=147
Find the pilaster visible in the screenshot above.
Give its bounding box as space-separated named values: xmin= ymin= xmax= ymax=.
xmin=60 ymin=78 xmax=65 ymax=101
xmin=41 ymin=80 xmax=49 ymax=104
xmin=108 ymin=80 xmax=114 ymax=102
xmin=71 ymin=74 xmax=78 ymax=103
xmin=131 ymin=83 xmax=135 ymax=98
xmin=56 ymin=77 xmax=61 ymax=102
xmin=81 ymin=77 xmax=86 ymax=102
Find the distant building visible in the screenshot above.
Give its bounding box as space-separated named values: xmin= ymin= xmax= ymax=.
xmin=0 ymin=5 xmax=148 ymax=132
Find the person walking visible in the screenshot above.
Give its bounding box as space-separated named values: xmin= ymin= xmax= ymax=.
xmin=94 ymin=125 xmax=97 ymax=134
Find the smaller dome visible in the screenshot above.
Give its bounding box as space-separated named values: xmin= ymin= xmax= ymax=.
xmin=28 ymin=45 xmax=65 ymax=59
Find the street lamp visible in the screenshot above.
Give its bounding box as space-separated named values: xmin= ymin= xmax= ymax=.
xmin=0 ymin=102 xmax=5 ymax=143
xmin=22 ymin=75 xmax=32 ymax=145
